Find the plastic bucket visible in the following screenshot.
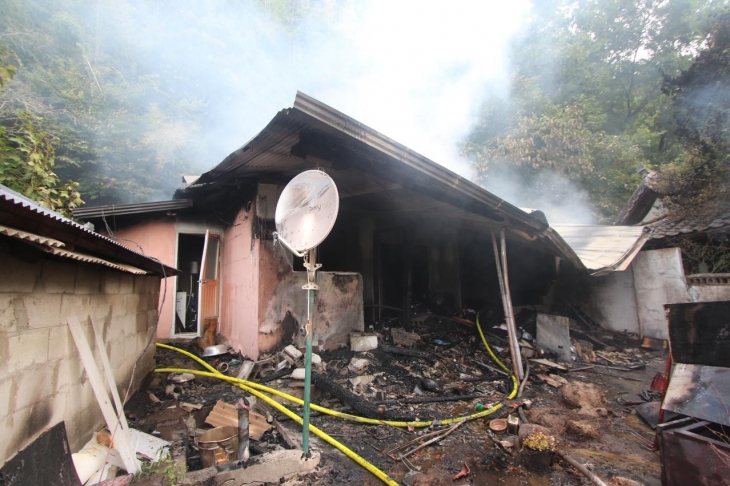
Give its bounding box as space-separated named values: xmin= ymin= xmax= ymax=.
xmin=196 ymin=426 xmax=239 ymax=468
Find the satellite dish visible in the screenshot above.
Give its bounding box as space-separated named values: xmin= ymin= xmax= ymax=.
xmin=274 ymin=170 xmax=339 ymax=256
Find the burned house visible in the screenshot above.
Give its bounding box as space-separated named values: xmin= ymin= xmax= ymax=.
xmin=0 ymin=184 xmax=175 ymax=470
xmin=74 ymin=92 xmax=601 ymax=361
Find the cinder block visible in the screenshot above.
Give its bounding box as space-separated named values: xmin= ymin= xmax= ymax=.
xmin=108 ymin=338 xmax=127 ymax=367
xmin=0 ymin=377 xmax=13 ymax=418
xmin=13 ymin=364 xmax=54 ymax=410
xmin=124 ymin=336 xmax=137 ymax=359
xmin=121 ymin=314 xmax=138 ymax=338
xmin=0 ymin=256 xmax=40 ymax=293
xmin=53 ymin=356 xmax=83 ymax=391
xmin=147 ymin=310 xmax=159 ymax=328
xmin=24 ymin=293 xmax=62 ymax=329
xmin=350 ymin=333 xmax=378 ymax=352
xmin=41 ymin=260 xmax=76 ymax=294
xmin=125 ymin=294 xmax=141 ymax=314
xmin=60 ymin=295 xmax=92 ymax=325
xmin=290 ymin=368 xmax=306 ymax=380
xmin=110 ymin=294 xmax=127 ymax=317
xmin=90 ymin=297 xmax=112 ymax=324
xmin=133 ymin=275 xmax=148 ymax=293
xmin=348 ymin=357 xmax=370 ymax=374
xmin=100 ymin=273 xmax=120 ymax=294
xmin=118 ymin=275 xmax=134 ymax=294
xmin=48 ymin=326 xmax=76 ymax=361
xmin=74 ymin=265 xmax=101 ymax=294
xmin=0 ymin=407 xmax=32 ymax=465
xmin=137 ymin=292 xmax=149 ymax=312
xmin=6 ymin=329 xmax=50 ymax=373
xmin=66 ymin=379 xmax=96 ymax=415
xmin=0 ymin=295 xmax=20 ymax=332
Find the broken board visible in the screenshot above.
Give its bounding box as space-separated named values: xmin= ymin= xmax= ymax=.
xmin=0 ymin=422 xmax=81 ymax=486
xmin=205 ymin=400 xmax=271 ymax=440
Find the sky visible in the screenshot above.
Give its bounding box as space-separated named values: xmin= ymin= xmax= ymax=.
xmin=130 ymin=0 xmax=534 ymax=179
xmin=100 ymin=0 xmax=596 ymax=223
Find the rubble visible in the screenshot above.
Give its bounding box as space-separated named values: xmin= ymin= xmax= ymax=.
xmin=561 ymin=381 xmax=606 ymax=416
xmin=347 ymin=357 xmax=370 ymax=374
xmin=108 ymin=317 xmax=674 ymax=485
xmin=350 ymin=332 xmax=378 ymax=352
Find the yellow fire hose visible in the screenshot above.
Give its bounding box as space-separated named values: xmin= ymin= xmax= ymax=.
xmin=155 ymin=317 xmax=516 ymax=485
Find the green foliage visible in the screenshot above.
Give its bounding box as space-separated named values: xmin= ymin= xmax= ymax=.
xmin=661 ymin=12 xmax=730 ymax=213
xmin=678 ymin=236 xmax=730 ymax=274
xmin=0 ymin=47 xmax=16 ymax=88
xmin=463 ymin=0 xmax=730 ymax=222
xmin=0 ymin=113 xmax=83 ymax=217
xmin=132 ymin=451 xmax=186 ymax=486
xmin=0 ymin=0 xmax=202 ymax=206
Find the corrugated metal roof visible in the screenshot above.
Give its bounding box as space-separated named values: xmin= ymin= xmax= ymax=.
xmin=185 ymin=92 xmax=584 ymax=269
xmin=43 ymin=247 xmax=148 ymax=275
xmin=73 ymin=198 xmax=193 ymax=219
xmin=0 ymin=224 xmax=64 ymax=248
xmin=0 ymin=222 xmax=147 ymax=274
xmin=0 ymin=184 xmax=178 ymax=276
xmin=552 ymin=224 xmax=650 ymax=275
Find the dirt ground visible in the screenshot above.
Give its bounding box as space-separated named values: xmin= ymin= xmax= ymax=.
xmin=126 ymin=316 xmax=666 ymax=486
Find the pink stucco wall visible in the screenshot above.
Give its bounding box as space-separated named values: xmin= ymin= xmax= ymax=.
xmin=111 ymin=218 xmax=177 ymax=338
xmin=220 ymin=207 xmax=261 ymax=359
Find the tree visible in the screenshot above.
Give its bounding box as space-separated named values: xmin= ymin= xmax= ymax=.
xmin=0 ymin=113 xmax=82 ymax=216
xmin=463 ymin=0 xmax=728 ymax=223
xmin=0 ymin=46 xmax=81 ymax=217
xmin=661 ymin=12 xmax=730 ymax=213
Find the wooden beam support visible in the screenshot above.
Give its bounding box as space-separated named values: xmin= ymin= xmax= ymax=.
xmin=67 ymin=316 xmax=140 ymax=474
xmin=490 ymin=230 xmax=524 ymax=380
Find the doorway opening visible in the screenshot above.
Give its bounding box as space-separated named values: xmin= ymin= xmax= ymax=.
xmin=175 ymin=234 xmax=205 ymax=334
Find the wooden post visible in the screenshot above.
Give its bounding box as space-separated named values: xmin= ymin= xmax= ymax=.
xmin=68 ymin=316 xmax=140 ymax=474
xmin=490 ymin=229 xmax=524 ymax=380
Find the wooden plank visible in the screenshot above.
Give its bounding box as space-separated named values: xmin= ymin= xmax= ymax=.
xmin=205 ymin=400 xmax=271 ymax=440
xmin=90 ymin=317 xmax=130 ymax=431
xmin=530 ymin=358 xmax=568 ymax=371
xmin=67 ymin=316 xmax=140 ymax=474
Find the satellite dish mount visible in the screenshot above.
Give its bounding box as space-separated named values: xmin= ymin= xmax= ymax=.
xmin=272 ymin=169 xmax=339 ymax=457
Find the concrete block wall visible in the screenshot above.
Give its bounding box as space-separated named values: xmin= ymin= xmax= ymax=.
xmin=0 ymin=253 xmax=160 ymax=467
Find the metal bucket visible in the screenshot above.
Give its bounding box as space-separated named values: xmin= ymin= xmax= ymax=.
xmin=196 ymin=426 xmax=239 ymax=468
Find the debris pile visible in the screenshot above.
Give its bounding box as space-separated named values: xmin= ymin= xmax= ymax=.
xmin=114 ymin=313 xmax=671 ymax=485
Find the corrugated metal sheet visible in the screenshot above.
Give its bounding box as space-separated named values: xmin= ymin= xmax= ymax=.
xmin=0 ymin=224 xmax=64 ymax=248
xmin=73 ymin=199 xmax=193 ymax=219
xmin=0 ymin=184 xmax=178 ymax=276
xmin=552 ymin=224 xmax=650 ymax=275
xmin=185 ymin=92 xmax=584 ymax=269
xmin=663 ymin=363 xmax=730 ymax=427
xmin=43 ymin=247 xmax=148 ymax=275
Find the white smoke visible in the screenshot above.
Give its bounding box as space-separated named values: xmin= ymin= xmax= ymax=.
xmin=104 ymin=0 xmax=533 ymax=178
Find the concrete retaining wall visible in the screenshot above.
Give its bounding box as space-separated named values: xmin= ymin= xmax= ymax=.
xmin=0 ymin=253 xmax=160 ymax=467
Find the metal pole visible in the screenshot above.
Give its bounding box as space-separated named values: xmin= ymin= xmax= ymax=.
xmin=500 ymin=229 xmax=524 ymax=380
xmin=490 ymin=229 xmax=524 ymax=380
xmin=301 ymin=248 xmax=318 ymax=457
